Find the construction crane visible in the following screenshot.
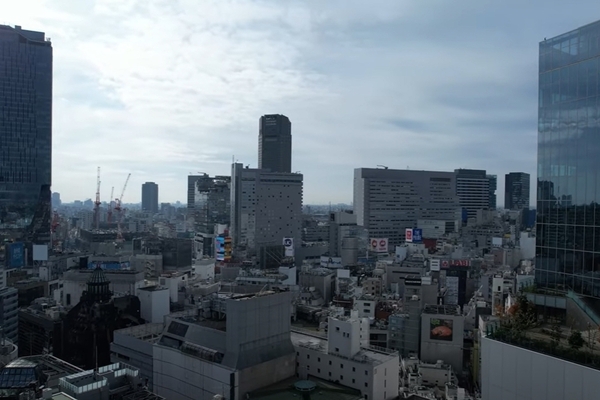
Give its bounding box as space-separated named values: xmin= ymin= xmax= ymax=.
xmin=115 ymin=173 xmax=131 ymax=242
xmin=107 ymin=186 xmax=115 ymax=224
xmin=93 ymin=167 xmax=101 ymax=230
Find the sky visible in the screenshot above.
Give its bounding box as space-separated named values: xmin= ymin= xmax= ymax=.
xmin=3 ymin=0 xmax=600 ymax=205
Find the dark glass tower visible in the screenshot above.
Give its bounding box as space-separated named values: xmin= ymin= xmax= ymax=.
xmin=504 ymin=172 xmax=530 ymax=210
xmin=141 ymin=182 xmax=159 ymax=213
xmin=0 ymin=25 xmax=52 ymax=243
xmin=258 ymin=114 xmax=292 ymax=173
xmin=537 ymin=20 xmax=600 ymax=302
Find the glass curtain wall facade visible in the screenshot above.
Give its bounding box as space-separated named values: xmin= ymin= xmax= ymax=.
xmin=258 ymin=114 xmax=292 ymax=173
xmin=0 ymin=26 xmax=52 ymax=243
xmin=537 ymin=20 xmax=600 ymax=301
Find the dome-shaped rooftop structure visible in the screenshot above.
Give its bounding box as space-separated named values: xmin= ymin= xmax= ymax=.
xmin=85 ymin=266 xmax=111 ymax=303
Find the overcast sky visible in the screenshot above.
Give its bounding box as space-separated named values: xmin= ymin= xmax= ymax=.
xmin=4 ymin=1 xmax=599 ymax=205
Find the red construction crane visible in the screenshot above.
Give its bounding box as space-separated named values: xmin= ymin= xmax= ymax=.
xmin=115 ymin=173 xmax=131 ymax=242
xmin=107 ymin=186 xmax=115 ymax=223
xmin=93 ymin=167 xmax=101 ymax=230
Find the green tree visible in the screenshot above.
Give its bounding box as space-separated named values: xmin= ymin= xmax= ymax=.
xmin=550 ymin=322 xmax=562 ymax=348
xmin=568 ymin=330 xmax=585 ymax=350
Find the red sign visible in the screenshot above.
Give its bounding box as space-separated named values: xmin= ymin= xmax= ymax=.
xmin=405 ymin=228 xmax=413 ymax=242
xmin=441 ymin=259 xmax=470 ymax=269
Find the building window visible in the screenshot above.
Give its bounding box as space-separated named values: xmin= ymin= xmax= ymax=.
xmin=318 ymin=368 xmax=321 ymax=373
xmin=329 ymin=361 xmax=332 ymax=365
xmin=318 ymin=357 xmax=321 ymax=362
xmin=307 ymin=354 xmax=310 ymax=359
xmin=329 ymin=372 xmax=332 ymax=377
xmin=335 ymin=348 xmax=339 ymax=352
xmin=352 ymin=379 xmax=355 ymax=384
xmin=336 ymin=327 xmax=340 ymax=331
xmin=365 ymin=371 xmax=368 ymax=376
xmin=340 ymin=375 xmax=343 ymax=380
xmin=352 ymin=367 xmax=356 ymax=372
xmin=365 ymin=382 xmax=368 ymax=387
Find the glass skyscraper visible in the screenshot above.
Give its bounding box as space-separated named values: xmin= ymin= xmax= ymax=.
xmin=258 ymin=114 xmax=292 ymax=173
xmin=0 ymin=25 xmax=52 ymax=244
xmin=537 ymin=20 xmax=600 ymax=302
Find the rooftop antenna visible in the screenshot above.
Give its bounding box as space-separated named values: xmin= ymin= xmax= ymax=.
xmin=377 ymin=165 xmax=388 ymax=169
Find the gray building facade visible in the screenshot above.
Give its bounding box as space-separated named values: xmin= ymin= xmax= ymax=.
xmin=487 ymin=174 xmax=497 ymax=210
xmin=353 ymin=168 xmax=460 ymax=248
xmin=455 ymin=169 xmax=490 ymax=221
xmin=258 ymin=114 xmax=292 ymax=173
xmin=537 ymin=20 xmax=600 ymax=301
xmin=141 ymin=182 xmax=159 ymax=214
xmin=0 ymin=286 xmax=18 ymax=342
xmin=230 ymin=163 xmax=302 ymax=256
xmin=0 ymin=25 xmax=53 ymax=243
xmin=505 ymin=172 xmax=530 ymax=210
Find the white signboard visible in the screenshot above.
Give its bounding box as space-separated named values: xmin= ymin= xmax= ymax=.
xmin=32 ymin=244 xmax=48 ymax=261
xmin=430 ymin=259 xmax=441 ymax=272
xmin=370 ymin=238 xmax=389 ymax=253
xmin=320 ymin=256 xmax=343 ymax=268
xmin=283 ymin=237 xmax=295 ymax=257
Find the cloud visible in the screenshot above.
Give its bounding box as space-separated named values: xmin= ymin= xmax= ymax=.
xmin=4 ymin=0 xmax=600 ymax=205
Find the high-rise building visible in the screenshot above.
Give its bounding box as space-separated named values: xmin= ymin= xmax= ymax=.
xmin=0 ymin=25 xmax=53 ymax=243
xmin=192 ymin=175 xmax=230 ymax=257
xmin=230 ymin=163 xmax=302 ymax=255
xmin=455 ymin=169 xmax=490 ymax=221
xmin=187 ymin=174 xmax=202 ymax=210
xmin=141 ymin=182 xmax=159 ymax=213
xmin=258 ymin=114 xmax=292 ymax=173
xmin=536 ymin=21 xmax=600 ymax=302
xmin=353 ymin=168 xmax=461 ymax=248
xmin=487 ymin=174 xmax=497 ymax=209
xmin=504 ymin=172 xmax=530 ymax=210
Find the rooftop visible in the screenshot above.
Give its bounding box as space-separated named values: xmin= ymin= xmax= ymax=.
xmin=247 ymin=377 xmax=362 ymax=400
xmin=423 ymin=304 xmax=461 ymax=316
xmin=114 ymin=323 xmax=164 ymax=343
xmin=290 ymin=330 xmax=398 ymax=365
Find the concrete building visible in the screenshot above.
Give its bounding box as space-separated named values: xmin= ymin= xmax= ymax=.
xmin=481 ymin=335 xmax=600 ymax=400
xmin=113 ymin=291 xmax=297 ymax=399
xmin=328 ymin=211 xmax=365 ymax=265
xmin=141 ymin=182 xmax=159 ymax=214
xmin=18 ymin=298 xmax=66 ymax=358
xmin=417 ymin=219 xmax=457 ymax=239
xmin=455 ymin=169 xmax=491 ymax=221
xmin=0 ymin=25 xmax=53 ymax=244
xmin=353 ymin=168 xmax=460 ymax=248
xmin=293 ymin=314 xmax=400 ymax=400
xmin=138 ymin=286 xmax=170 ymax=324
xmin=258 ymin=114 xmax=292 ymax=174
xmin=504 ymin=172 xmax=530 ymax=210
xmin=0 ymin=286 xmax=18 ymax=342
xmin=230 ymin=163 xmax=302 ymax=256
xmin=420 ymin=304 xmax=464 ymax=373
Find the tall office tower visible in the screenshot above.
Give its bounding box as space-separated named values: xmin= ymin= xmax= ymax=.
xmin=487 ymin=174 xmax=497 ymax=209
xmin=230 ymin=163 xmax=302 ymax=256
xmin=193 ymin=174 xmax=231 ymax=257
xmin=537 ymin=21 xmax=600 ymax=301
xmin=258 ymin=114 xmax=292 ymax=173
xmin=0 ymin=25 xmax=53 ymax=244
xmin=141 ymin=182 xmax=159 ymax=213
xmin=504 ymin=172 xmax=530 ymax=210
xmin=354 ymin=168 xmax=461 ymax=248
xmin=187 ymin=175 xmax=202 ymax=210
xmin=454 ymin=169 xmax=490 ymax=221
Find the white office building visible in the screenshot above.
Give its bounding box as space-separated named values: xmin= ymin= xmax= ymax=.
xmin=293 ymin=314 xmax=400 ymax=400
xmin=354 ymin=168 xmax=460 ymax=248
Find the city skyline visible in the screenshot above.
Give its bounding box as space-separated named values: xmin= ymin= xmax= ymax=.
xmin=5 ymin=1 xmax=600 ymax=205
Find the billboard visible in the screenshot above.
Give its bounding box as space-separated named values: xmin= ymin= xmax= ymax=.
xmin=320 ymin=256 xmax=342 ymax=268
xmin=405 ymin=228 xmax=413 ymax=243
xmin=405 ymin=228 xmax=423 ymax=243
xmin=404 ymin=277 xmax=422 ymax=286
xmin=7 ymin=242 xmax=25 ymax=268
xmin=370 ymin=238 xmax=388 ymax=253
xmin=224 ymin=237 xmax=232 ymax=262
xmin=215 ymin=236 xmax=225 ymax=261
xmin=32 ymin=244 xmax=48 ymax=261
xmin=430 ymin=259 xmax=441 ymax=272
xmin=87 ymin=261 xmax=131 ymax=270
xmin=283 ymin=237 xmax=294 ymax=257
xmin=430 ymin=318 xmax=453 ymax=341
xmin=441 ymin=259 xmax=471 ymax=269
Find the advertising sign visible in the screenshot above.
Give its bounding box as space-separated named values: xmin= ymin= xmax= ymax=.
xmin=224 ymin=237 xmax=232 ymax=262
xmin=7 ymin=242 xmax=25 ymax=268
xmin=405 ymin=229 xmax=413 ymax=243
xmin=404 ymin=277 xmax=422 ymax=286
xmin=412 ymin=228 xmax=423 ymax=243
xmin=87 ymin=261 xmax=131 ymax=270
xmin=283 ymin=237 xmax=294 ymax=257
xmin=320 ymin=256 xmax=343 ymax=268
xmin=370 ymin=238 xmax=389 ymax=253
xmin=441 ymin=259 xmax=470 ymax=269
xmin=430 ymin=318 xmax=454 ymax=341
xmin=32 ymin=244 xmax=48 ymax=261
xmin=430 ymin=259 xmax=441 ymax=272
xmin=215 ymin=236 xmax=225 ymax=261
